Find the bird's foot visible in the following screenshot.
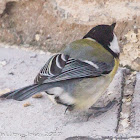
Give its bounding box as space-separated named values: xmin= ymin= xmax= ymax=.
xmin=86 ymin=99 xmax=117 ymax=121
xmin=65 ymin=105 xmax=75 ymax=114
xmin=54 ymin=96 xmax=75 ymax=114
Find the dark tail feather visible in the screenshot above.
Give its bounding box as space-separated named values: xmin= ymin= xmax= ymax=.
xmin=0 ymin=84 xmax=50 ymax=101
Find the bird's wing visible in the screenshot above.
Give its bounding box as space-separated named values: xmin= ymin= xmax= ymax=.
xmin=34 ymin=53 xmax=114 ymax=84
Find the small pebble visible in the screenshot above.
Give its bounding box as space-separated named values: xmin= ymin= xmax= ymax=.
xmin=35 ymin=34 xmax=40 ymax=41
xmin=23 ymin=102 xmax=31 ymax=107
xmin=32 ymin=93 xmax=43 ymax=98
xmin=120 ymin=118 xmax=130 ymax=128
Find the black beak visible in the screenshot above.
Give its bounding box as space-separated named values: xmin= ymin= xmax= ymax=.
xmin=111 ymin=22 xmax=116 ymax=30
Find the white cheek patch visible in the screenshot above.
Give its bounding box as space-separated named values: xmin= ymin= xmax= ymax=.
xmin=109 ymin=33 xmax=120 ymax=54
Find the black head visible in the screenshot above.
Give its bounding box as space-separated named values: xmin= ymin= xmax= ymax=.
xmin=83 ymin=23 xmax=119 ymax=57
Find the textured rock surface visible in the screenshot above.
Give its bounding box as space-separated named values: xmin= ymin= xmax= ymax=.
xmin=0 ymin=0 xmax=140 ymax=70
xmin=120 ymin=29 xmax=140 ymax=71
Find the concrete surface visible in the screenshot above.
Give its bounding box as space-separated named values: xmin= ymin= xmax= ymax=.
xmin=0 ymin=45 xmax=139 ymax=140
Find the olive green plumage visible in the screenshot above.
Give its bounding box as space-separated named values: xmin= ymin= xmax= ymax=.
xmin=63 ymin=38 xmax=113 ymax=63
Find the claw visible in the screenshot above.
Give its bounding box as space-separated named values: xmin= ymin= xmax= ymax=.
xmin=90 ymin=99 xmax=117 ymax=111
xmin=64 ymin=104 xmax=75 ymax=114
xmin=87 ymin=99 xmax=117 ymax=120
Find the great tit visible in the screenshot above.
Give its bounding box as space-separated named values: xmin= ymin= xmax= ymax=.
xmin=0 ymin=23 xmax=120 ymax=112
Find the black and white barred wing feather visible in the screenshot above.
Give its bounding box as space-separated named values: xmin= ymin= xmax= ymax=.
xmin=34 ymin=54 xmax=69 ymax=84
xmin=34 ymin=53 xmax=113 ymax=84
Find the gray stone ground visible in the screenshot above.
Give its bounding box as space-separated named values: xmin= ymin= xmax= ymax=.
xmin=0 ymin=44 xmax=139 ymax=140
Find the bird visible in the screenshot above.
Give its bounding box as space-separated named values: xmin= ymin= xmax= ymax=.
xmin=0 ymin=23 xmax=120 ymax=113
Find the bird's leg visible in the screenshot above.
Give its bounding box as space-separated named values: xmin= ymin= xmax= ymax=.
xmin=90 ymin=99 xmax=117 ymax=112
xmin=54 ymin=96 xmax=68 ymax=106
xmin=65 ymin=104 xmax=75 ymax=114
xmin=87 ymin=99 xmax=117 ymax=121
xmin=54 ymin=96 xmax=74 ymax=114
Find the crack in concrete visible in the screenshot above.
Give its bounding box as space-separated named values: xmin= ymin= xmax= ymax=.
xmin=102 ymin=136 xmax=140 ymax=139
xmin=116 ymin=70 xmax=136 ymax=133
xmin=115 ymin=69 xmax=126 ymax=133
xmin=65 ymin=135 xmax=140 ymax=140
xmin=129 ymin=76 xmax=137 ymax=131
